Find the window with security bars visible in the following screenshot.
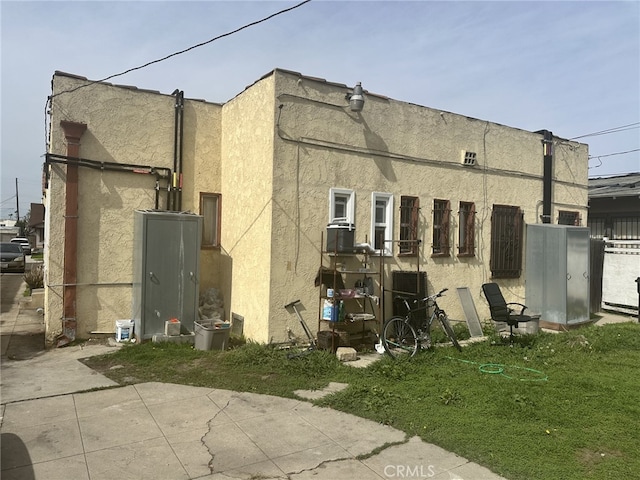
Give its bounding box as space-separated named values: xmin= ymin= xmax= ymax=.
xmin=490 ymin=205 xmax=523 ymax=278
xmin=432 ymin=199 xmax=450 ymax=257
xmin=399 ymin=196 xmax=419 ymax=255
xmin=458 ymin=202 xmax=475 ymax=256
xmin=558 ymin=210 xmax=580 ymax=226
xmin=588 ymin=215 xmax=639 ymax=239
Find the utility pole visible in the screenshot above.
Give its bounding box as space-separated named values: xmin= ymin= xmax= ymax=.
xmin=15 ymin=178 xmax=20 ymax=221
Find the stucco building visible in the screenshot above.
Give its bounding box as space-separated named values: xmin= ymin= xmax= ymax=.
xmin=44 ymin=68 xmax=589 ymax=345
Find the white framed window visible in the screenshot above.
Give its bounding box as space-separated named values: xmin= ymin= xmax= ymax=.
xmin=371 ymin=192 xmax=393 ymax=255
xmin=329 ymin=188 xmax=355 ymax=224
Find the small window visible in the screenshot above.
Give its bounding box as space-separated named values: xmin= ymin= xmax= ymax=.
xmin=399 ymin=196 xmax=420 ymax=256
xmin=558 ymin=210 xmax=580 ymax=226
xmin=200 ymin=193 xmax=221 ymax=248
xmin=432 ymin=199 xmax=450 ymax=257
xmin=458 ymin=202 xmax=475 ymax=256
xmin=371 ymin=193 xmax=393 ymax=255
xmin=329 ymin=188 xmax=355 ymax=224
xmin=490 ymin=205 xmax=523 ymax=278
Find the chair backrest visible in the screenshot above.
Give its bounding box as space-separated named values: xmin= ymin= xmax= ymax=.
xmin=481 ymin=283 xmax=510 ymax=322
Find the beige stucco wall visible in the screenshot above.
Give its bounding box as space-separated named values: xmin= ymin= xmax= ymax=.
xmin=46 ymin=74 xmax=221 ymax=342
xmin=263 ymin=70 xmax=588 ymax=341
xmin=183 ymin=99 xmax=223 ymax=293
xmin=219 ymin=76 xmax=276 ymax=341
xmin=45 ymin=69 xmax=587 ymax=346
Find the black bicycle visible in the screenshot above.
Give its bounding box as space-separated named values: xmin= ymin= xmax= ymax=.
xmin=382 ymin=288 xmax=462 ymax=358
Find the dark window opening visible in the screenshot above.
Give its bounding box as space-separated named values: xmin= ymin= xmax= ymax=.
xmin=432 ymin=199 xmax=450 ymax=257
xmin=558 ymin=210 xmax=580 ymax=226
xmin=458 ymin=202 xmax=475 ymax=256
xmin=490 ymin=205 xmax=523 ymax=278
xmin=399 ymin=196 xmax=419 ymax=255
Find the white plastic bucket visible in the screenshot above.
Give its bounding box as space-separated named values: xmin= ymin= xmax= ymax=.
xmin=115 ymin=319 xmax=134 ymax=342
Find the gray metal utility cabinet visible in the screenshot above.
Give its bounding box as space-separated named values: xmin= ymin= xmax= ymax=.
xmin=132 ymin=210 xmax=202 ymax=340
xmin=525 ymin=224 xmax=590 ymax=328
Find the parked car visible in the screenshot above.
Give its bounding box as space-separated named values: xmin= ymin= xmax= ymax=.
xmin=10 ymin=237 xmax=31 ymax=255
xmin=1 ymin=242 xmax=26 ymax=273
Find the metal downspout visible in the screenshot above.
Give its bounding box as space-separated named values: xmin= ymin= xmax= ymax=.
xmin=59 ymin=120 xmax=87 ymax=345
xmin=170 ymin=90 xmax=180 ymax=211
xmin=177 ymin=90 xmax=184 ymax=211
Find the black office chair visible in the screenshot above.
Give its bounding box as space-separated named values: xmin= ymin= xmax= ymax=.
xmin=481 ymin=282 xmax=540 ymax=344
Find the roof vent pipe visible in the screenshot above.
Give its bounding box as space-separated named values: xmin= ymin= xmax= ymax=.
xmin=540 ymin=129 xmax=554 ymax=224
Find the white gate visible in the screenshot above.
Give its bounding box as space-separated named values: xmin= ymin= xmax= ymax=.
xmin=602 ymin=239 xmax=640 ymax=315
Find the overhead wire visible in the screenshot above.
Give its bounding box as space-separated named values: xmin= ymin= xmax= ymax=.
xmin=44 ymin=0 xmax=312 ymax=150
xmin=0 ymin=195 xmax=17 ymax=206
xmin=588 ymin=148 xmax=640 ymax=159
xmin=48 ymin=0 xmax=311 ymax=100
xmin=572 ymin=123 xmax=639 ymax=171
xmin=570 ymin=122 xmax=640 ymax=140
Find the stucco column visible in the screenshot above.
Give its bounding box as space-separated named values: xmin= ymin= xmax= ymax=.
xmin=60 ymin=120 xmax=87 ymax=342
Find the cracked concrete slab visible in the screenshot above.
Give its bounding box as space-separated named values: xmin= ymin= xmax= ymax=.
xmin=1 ymin=299 xmax=508 ymax=480
xmin=1 ymin=383 xmax=510 ymax=479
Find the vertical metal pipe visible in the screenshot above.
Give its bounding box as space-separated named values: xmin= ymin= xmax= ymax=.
xmin=170 ymin=89 xmax=180 ymax=211
xmin=178 ymin=91 xmax=185 ymax=211
xmin=541 ymin=130 xmax=553 ymax=224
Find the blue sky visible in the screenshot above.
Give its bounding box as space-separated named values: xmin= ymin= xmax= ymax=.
xmin=1 ymin=0 xmax=638 ymax=220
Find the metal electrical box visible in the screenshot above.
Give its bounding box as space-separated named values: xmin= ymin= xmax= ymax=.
xmin=525 ymin=224 xmax=590 ymax=326
xmin=132 ymin=211 xmax=202 ymax=340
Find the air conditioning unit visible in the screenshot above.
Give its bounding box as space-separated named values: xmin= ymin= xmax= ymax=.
xmin=461 ymin=151 xmax=477 ymax=167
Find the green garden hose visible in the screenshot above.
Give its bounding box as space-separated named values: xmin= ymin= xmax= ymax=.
xmin=445 ymin=357 xmax=548 ymax=382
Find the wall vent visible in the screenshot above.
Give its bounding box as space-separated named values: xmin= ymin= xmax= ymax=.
xmin=462 ymin=151 xmax=477 ymax=166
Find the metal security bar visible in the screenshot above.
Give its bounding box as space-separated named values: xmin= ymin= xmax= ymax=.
xmin=490 ymin=205 xmax=523 ymax=278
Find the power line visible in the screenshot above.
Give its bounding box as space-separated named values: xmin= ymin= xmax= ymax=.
xmin=0 ymin=195 xmax=17 ymax=206
xmin=44 ymin=0 xmax=312 ymax=151
xmin=570 ymin=122 xmax=640 ymax=140
xmin=48 ymin=0 xmax=312 ymax=100
xmin=588 ymin=148 xmax=640 ymax=160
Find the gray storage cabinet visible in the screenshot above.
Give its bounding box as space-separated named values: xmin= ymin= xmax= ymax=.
xmin=525 ymin=224 xmax=590 ymax=326
xmin=132 ymin=211 xmax=202 ymax=340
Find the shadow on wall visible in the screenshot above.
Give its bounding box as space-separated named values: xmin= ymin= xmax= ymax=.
xmin=361 ymin=117 xmax=397 ymax=183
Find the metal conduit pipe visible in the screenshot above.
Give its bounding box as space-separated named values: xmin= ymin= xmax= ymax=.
xmin=178 ymin=90 xmax=185 ymax=211
xmin=45 ymin=154 xmax=172 ymax=209
xmin=539 ymin=129 xmax=554 ymax=224
xmin=170 ymin=89 xmax=185 ymax=211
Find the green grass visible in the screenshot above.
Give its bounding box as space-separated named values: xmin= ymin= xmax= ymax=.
xmin=82 ymin=322 xmax=640 ymax=480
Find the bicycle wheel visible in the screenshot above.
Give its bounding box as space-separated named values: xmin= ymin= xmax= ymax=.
xmin=438 ymin=313 xmax=462 ymax=352
xmin=382 ymin=317 xmax=419 ymax=358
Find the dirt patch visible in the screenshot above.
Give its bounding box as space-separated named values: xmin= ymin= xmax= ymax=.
xmin=577 ymin=447 xmax=623 ymax=472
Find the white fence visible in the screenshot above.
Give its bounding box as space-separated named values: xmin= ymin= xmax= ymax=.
xmin=602 ymin=239 xmax=640 ymax=315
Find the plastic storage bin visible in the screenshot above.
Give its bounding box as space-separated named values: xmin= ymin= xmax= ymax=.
xmin=194 ymin=320 xmax=231 ymax=351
